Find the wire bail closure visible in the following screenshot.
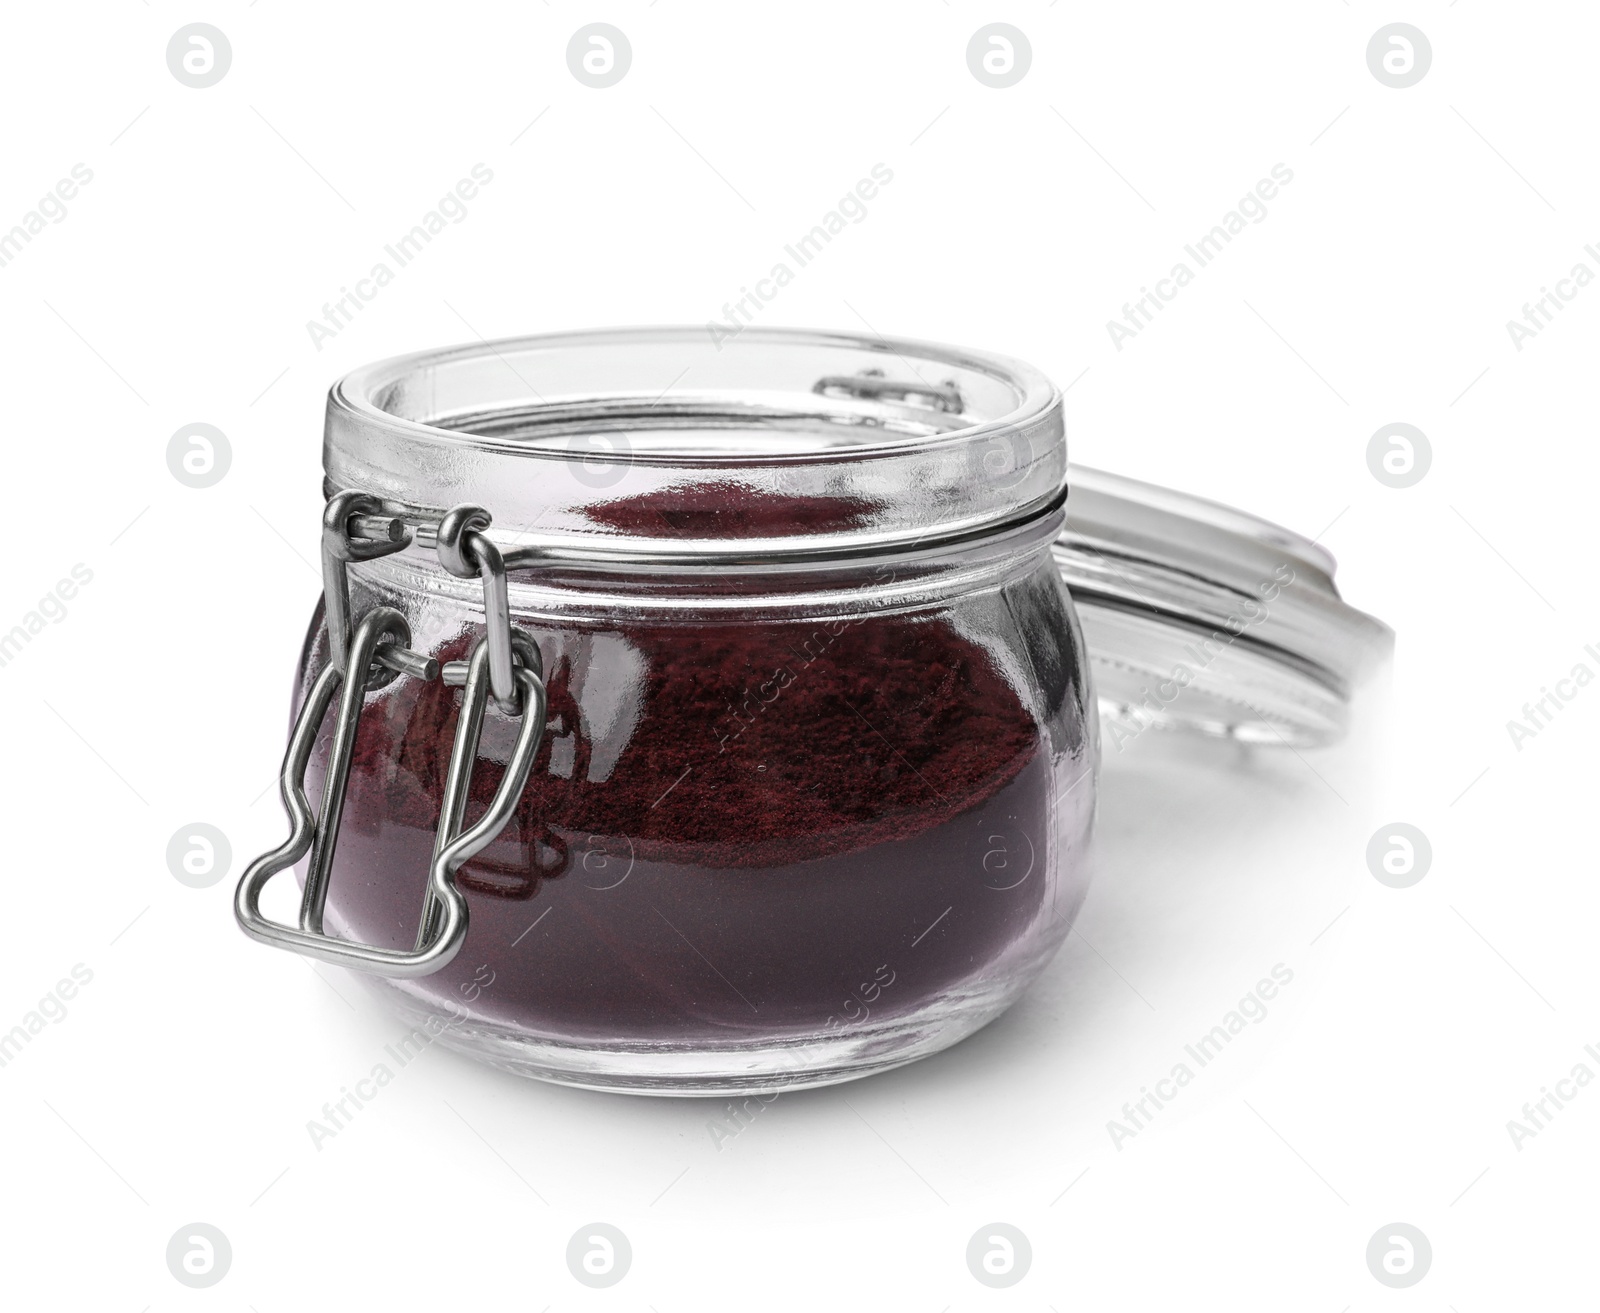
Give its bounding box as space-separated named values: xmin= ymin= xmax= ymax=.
xmin=435 ymin=504 xmax=522 ymax=715
xmin=234 ymin=496 xmax=547 ymax=977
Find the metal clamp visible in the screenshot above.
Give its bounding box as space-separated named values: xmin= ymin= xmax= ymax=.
xmin=234 ymin=494 xmax=548 ymax=978
xmin=435 ymin=504 xmax=521 ymax=715
xmin=322 ymin=491 xmax=411 ymax=677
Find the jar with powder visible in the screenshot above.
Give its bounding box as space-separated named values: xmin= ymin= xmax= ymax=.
xmin=236 ymin=328 xmax=1388 ymax=1094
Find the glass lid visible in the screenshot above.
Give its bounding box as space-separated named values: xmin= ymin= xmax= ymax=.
xmin=1058 ymin=466 xmax=1392 ymax=748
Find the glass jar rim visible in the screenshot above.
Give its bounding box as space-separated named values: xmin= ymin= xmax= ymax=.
xmin=323 ymin=326 xmax=1067 ymax=564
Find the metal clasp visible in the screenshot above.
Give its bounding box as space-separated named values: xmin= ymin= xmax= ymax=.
xmin=234 ymin=496 xmax=548 ymax=978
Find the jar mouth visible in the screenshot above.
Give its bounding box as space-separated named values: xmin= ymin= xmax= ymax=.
xmin=325 ymin=327 xmax=1065 ymax=562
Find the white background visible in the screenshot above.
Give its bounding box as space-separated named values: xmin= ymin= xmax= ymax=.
xmin=0 ymin=2 xmax=1593 ymax=1308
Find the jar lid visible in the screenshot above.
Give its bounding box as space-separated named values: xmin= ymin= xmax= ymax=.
xmin=1058 ymin=466 xmax=1392 ymax=747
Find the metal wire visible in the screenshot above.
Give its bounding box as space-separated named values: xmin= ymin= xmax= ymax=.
xmin=434 ymin=504 xmax=520 ymax=714
xmin=321 ymin=491 xmax=411 ymax=675
xmin=233 ymin=492 xmax=549 ymax=978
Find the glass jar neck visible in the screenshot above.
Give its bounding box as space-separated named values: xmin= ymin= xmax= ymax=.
xmin=323 ymin=326 xmax=1065 ymax=567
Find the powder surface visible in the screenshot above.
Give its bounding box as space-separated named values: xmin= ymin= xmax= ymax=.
xmin=586 ymin=481 xmax=884 ymax=539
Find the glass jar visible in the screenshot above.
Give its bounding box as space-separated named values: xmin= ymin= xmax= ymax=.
xmin=236 ymin=327 xmax=1388 ymax=1095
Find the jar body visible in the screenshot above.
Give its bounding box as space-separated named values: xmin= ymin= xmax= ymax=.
xmin=299 ymin=523 xmax=1097 ymax=1094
